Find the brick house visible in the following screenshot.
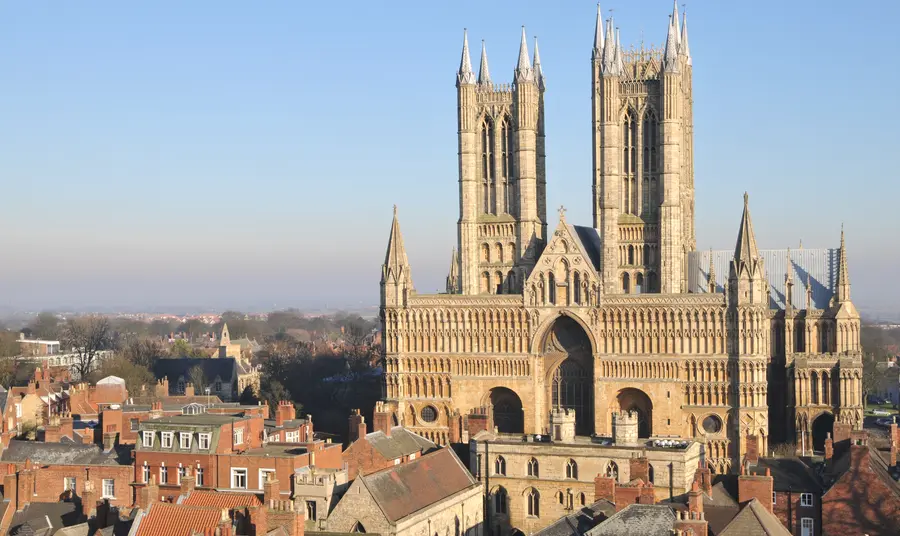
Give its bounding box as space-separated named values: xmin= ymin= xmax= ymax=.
xmin=265 ymin=402 xmax=314 ymax=443
xmin=746 ymin=458 xmax=825 ymax=535
xmin=341 ymin=419 xmax=437 ymax=480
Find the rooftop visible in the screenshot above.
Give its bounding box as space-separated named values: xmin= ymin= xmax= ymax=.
xmin=364 ymin=427 xmax=437 ymax=460
xmin=533 ymin=500 xmax=615 ymax=536
xmin=132 ymin=502 xmax=223 ymax=536
xmin=179 ymin=490 xmax=262 ymax=508
xmin=1 ymin=440 xmax=131 ymax=466
xmin=141 ymin=414 xmax=249 ymax=427
xmin=586 ymin=504 xmax=675 ymax=536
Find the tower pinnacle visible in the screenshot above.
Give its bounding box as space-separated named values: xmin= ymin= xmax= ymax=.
xmin=478 ymin=40 xmax=492 ymax=85
xmin=457 ymin=29 xmax=476 ymax=85
xmin=733 ymin=192 xmax=760 ymax=266
xmin=382 ymin=206 xmax=412 ymax=285
xmin=680 ymin=10 xmax=692 ymax=65
xmin=446 ymin=247 xmax=460 ymax=294
xmin=835 ymin=225 xmax=852 ymax=303
xmin=515 ymin=26 xmax=534 ymax=83
xmin=663 ymin=15 xmax=679 ymax=72
xmin=533 ymin=36 xmax=545 ymax=89
xmin=593 ymin=4 xmax=604 ymax=59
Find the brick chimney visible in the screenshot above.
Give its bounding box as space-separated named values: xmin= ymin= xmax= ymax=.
xmin=594 ymin=475 xmax=616 ymax=504
xmin=674 ymin=509 xmax=707 ymax=536
xmin=348 ymin=409 xmax=366 ymax=444
xmin=180 ymin=466 xmax=196 ymax=495
xmin=27 ymin=379 xmax=36 ymax=395
xmin=249 ymin=504 xmax=267 ymax=536
xmin=694 ymin=461 xmax=712 ymax=495
xmin=266 ymin=499 xmax=304 ymax=536
xmin=275 ymin=402 xmax=295 ymax=427
xmin=738 ymin=466 xmax=774 ymax=513
xmin=102 ymin=427 xmax=118 ymax=452
xmin=849 ymin=431 xmax=870 ymax=469
xmin=3 ymin=466 xmax=18 ymax=511
xmin=372 ymin=401 xmax=392 ymax=437
xmin=629 ymin=456 xmax=650 ymax=483
xmin=217 ymin=508 xmax=232 ymax=536
xmin=185 ymin=383 xmax=195 ymax=397
xmin=687 ymin=480 xmax=703 ymax=514
xmin=745 ymin=434 xmax=759 ymax=465
xmin=45 ymin=414 xmax=62 ymax=443
xmin=82 ymin=480 xmax=98 ymax=519
xmin=155 ymin=379 xmax=169 ymax=398
xmin=101 ymin=405 xmax=123 ymax=435
xmin=150 ymin=401 xmax=164 ymax=420
xmin=137 ymin=475 xmax=160 ymax=510
xmin=263 ymin=472 xmax=279 ymax=504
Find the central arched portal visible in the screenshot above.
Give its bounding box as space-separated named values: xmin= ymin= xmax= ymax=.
xmin=543 ymin=316 xmax=594 ymax=435
xmin=490 ymin=387 xmax=524 ymax=433
xmin=811 ymin=412 xmax=835 ymax=453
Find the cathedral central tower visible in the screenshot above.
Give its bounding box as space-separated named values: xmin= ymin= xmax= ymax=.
xmin=592 ymin=3 xmax=696 ymax=295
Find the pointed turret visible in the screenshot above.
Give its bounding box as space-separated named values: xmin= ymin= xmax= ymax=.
xmin=708 ymin=250 xmax=717 ymax=293
xmin=615 ymin=28 xmax=625 ymax=75
xmin=734 ymin=193 xmax=760 ymax=267
xmin=601 ymin=18 xmax=619 ymax=75
xmin=663 ymin=15 xmax=679 ymax=72
xmin=728 ymin=193 xmax=766 ymax=306
xmin=515 ymin=26 xmax=533 ymax=83
xmin=478 ymin=40 xmax=491 ymax=85
xmin=785 ymin=248 xmax=794 ymax=308
xmin=220 ymin=323 xmax=231 ymax=347
xmin=593 ymin=3 xmax=604 ymax=59
xmin=805 ymin=273 xmax=814 ymax=310
xmin=533 ymin=37 xmax=545 ymax=89
xmin=835 ymin=226 xmax=851 ymax=303
xmin=680 ymin=11 xmax=692 ymax=65
xmin=671 ymin=0 xmax=681 ymax=46
xmin=446 ymin=247 xmax=460 ymax=294
xmin=381 ymin=206 xmax=414 ymax=308
xmin=457 ymin=29 xmax=476 ymax=86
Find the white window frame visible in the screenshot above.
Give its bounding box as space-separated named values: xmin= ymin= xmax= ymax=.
xmin=772 ymin=491 xmax=776 ymax=505
xmin=177 ymin=465 xmax=186 ymax=484
xmin=285 ymin=431 xmax=299 ymax=443
xmin=142 ymin=464 xmax=150 ymax=484
xmin=161 ymin=432 xmax=174 ymax=449
xmin=102 ymin=479 xmax=115 ymax=499
xmin=800 ymin=517 xmax=814 ymax=536
xmin=233 ymin=428 xmax=244 ymax=445
xmin=15 ymin=404 xmax=22 ymax=418
xmin=142 ymin=431 xmax=155 ymax=448
xmin=196 ymin=467 xmax=204 ymax=487
xmin=231 ymin=468 xmax=248 ymax=489
xmin=180 ymin=433 xmax=192 ymax=449
xmin=800 ymin=493 xmax=813 ymax=507
xmin=64 ymin=477 xmax=76 ymax=492
xmin=259 ymin=469 xmax=276 ymax=490
xmin=198 ymin=433 xmax=211 ymax=450
xmin=160 ymin=465 xmax=168 ymax=484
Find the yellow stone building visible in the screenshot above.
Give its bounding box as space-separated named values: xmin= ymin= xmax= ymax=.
xmin=378 ymin=4 xmax=863 ymax=474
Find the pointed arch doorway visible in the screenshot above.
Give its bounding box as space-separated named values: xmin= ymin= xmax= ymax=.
xmin=543 ymin=316 xmax=594 ymax=435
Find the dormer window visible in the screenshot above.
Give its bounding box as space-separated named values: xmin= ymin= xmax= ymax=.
xmin=142 ymin=431 xmax=155 ymax=448
xmin=180 ymin=433 xmax=192 ymax=449
xmin=161 ymin=432 xmax=174 ymax=449
xmin=198 ymin=433 xmax=211 ymax=450
xmin=233 ymin=428 xmax=244 ymax=445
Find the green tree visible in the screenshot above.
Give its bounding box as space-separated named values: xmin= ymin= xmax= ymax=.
xmin=95 ymin=356 xmax=155 ymax=394
xmin=0 ymin=331 xmax=21 ymax=358
xmin=169 ymin=339 xmax=205 ymax=358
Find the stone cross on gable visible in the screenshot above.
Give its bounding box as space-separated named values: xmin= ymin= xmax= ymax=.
xmin=558 ymin=205 xmax=567 ymax=222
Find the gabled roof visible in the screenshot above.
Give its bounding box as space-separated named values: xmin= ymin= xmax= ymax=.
xmin=587 ymin=504 xmax=675 ymax=536
xmin=9 ymin=502 xmax=80 ymax=536
xmin=359 ymin=448 xmax=478 ymax=524
xmin=1 ymin=440 xmax=131 ymax=466
xmin=152 ymin=358 xmax=236 ymax=385
xmin=748 ymin=458 xmax=824 ymax=493
xmin=179 ymin=490 xmax=262 ymax=508
xmin=363 ymin=427 xmax=436 ymax=460
xmin=719 ymin=498 xmax=791 ymax=535
xmin=534 ymin=500 xmax=614 ymax=536
xmin=133 ymin=502 xmax=223 ymax=536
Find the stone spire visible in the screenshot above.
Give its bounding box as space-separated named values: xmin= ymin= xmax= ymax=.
xmin=663 ymin=15 xmax=679 ymax=72
xmin=515 ymin=26 xmax=533 ymax=83
xmin=671 ymin=0 xmax=681 ymax=46
xmin=593 ymin=3 xmax=604 ymax=59
xmin=382 ymin=205 xmax=412 ymax=286
xmin=708 ymin=250 xmax=716 ymax=293
xmin=615 ymin=28 xmax=624 ymax=75
xmin=733 ymin=193 xmax=760 ymax=268
xmin=835 ymin=225 xmax=852 ymax=303
xmin=680 ymin=10 xmax=692 ymax=65
xmin=533 ymin=37 xmax=545 ymax=89
xmin=457 ymin=29 xmax=476 ymax=86
xmin=446 ymin=247 xmax=460 ymax=294
xmin=478 ymin=40 xmax=491 ymax=85
xmin=600 ymin=18 xmax=619 ymax=75
xmin=806 ymin=273 xmax=814 ymax=310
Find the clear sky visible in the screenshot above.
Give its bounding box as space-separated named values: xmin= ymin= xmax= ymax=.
xmin=1 ymin=1 xmax=898 ymax=315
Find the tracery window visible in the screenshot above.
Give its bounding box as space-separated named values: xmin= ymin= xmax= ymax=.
xmin=527 ymin=488 xmax=540 ymax=517
xmin=527 ymin=457 xmax=539 ymax=477
xmin=494 ymin=456 xmax=506 ymax=476
xmin=481 ymin=117 xmax=496 ymax=214
xmin=565 ymin=459 xmax=578 ymax=479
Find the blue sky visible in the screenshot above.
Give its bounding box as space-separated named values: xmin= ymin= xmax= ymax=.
xmin=1 ymin=1 xmax=898 ymax=315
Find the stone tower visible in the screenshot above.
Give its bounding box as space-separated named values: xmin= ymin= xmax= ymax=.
xmin=592 ymin=2 xmax=695 ymax=294
xmin=455 ymin=28 xmax=547 ymax=295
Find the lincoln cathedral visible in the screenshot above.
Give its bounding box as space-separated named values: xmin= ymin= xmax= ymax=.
xmin=378 ymin=3 xmax=862 ymax=474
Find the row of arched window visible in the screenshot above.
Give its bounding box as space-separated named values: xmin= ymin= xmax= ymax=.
xmin=621 ymin=109 xmax=660 ymax=216
xmin=480 ymin=116 xmax=516 ymax=215
xmin=481 ymin=270 xmax=517 ymax=295
xmin=621 ymin=271 xmax=658 ymax=294
xmin=493 ymin=456 xmax=578 ymax=479
xmin=620 ymin=243 xmax=657 ymax=267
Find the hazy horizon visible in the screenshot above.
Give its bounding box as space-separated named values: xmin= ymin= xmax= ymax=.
xmin=2 ymin=1 xmax=898 ymax=315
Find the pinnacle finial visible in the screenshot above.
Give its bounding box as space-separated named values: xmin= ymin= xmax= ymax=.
xmin=457 ymin=30 xmax=476 ymax=85
xmin=733 ymin=192 xmax=760 ymax=267
xmin=558 ymin=205 xmax=567 ymax=222
xmin=515 ymin=26 xmax=533 ymax=83
xmin=672 ymin=0 xmax=681 ymax=44
xmin=836 ymin=225 xmax=852 ymax=303
xmin=601 ymin=17 xmax=618 ymax=75
xmin=533 ymin=36 xmax=544 ymax=89
xmin=680 ymin=9 xmax=691 ymax=65
xmin=663 ymin=15 xmax=679 ymax=72
xmin=478 ymin=40 xmax=491 ymax=85
xmin=393 ymin=204 xmax=398 ymax=217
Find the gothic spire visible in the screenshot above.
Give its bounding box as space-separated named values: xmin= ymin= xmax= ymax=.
xmin=663 ymin=15 xmax=679 ymax=72
xmin=708 ymin=250 xmax=716 ymax=293
xmin=733 ymin=193 xmax=760 ymax=268
xmin=382 ymin=205 xmax=412 ymax=285
xmin=836 ymin=225 xmax=852 ymax=303
xmin=672 ymin=0 xmax=681 ymax=46
xmin=478 ymin=40 xmax=491 ymax=85
xmin=615 ymin=28 xmax=624 ymax=74
xmin=533 ymin=36 xmax=545 ymax=89
xmin=446 ymin=247 xmax=460 ymax=294
xmin=593 ymin=3 xmax=604 ymax=59
xmin=515 ymin=26 xmax=534 ymax=83
xmin=601 ymin=18 xmax=619 ymax=75
xmin=680 ymin=10 xmax=692 ymax=65
xmin=457 ymin=29 xmax=476 ymax=86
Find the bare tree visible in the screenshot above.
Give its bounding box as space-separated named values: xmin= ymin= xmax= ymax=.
xmin=62 ymin=315 xmax=113 ymax=379
xmin=188 ymin=365 xmax=208 ymax=394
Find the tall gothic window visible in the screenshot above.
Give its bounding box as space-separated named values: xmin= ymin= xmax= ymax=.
xmin=494 ymin=487 xmax=508 ymax=514
xmin=500 ymin=117 xmax=513 ymax=214
xmin=622 ymin=110 xmax=637 ymax=214
xmin=548 ymin=272 xmax=556 ymax=305
xmin=494 ymin=456 xmax=506 ymax=476
xmin=481 ymin=117 xmax=495 ymax=214
xmin=573 ymin=272 xmax=581 ymax=304
xmin=566 ymin=459 xmax=578 ymax=479
xmin=527 ymin=458 xmax=539 ymax=477
xmin=527 ymin=488 xmax=540 ymax=517
xmin=606 ymin=461 xmax=619 ymax=480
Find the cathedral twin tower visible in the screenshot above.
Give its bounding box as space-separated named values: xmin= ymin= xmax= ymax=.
xmin=380 ymin=2 xmax=862 ymax=473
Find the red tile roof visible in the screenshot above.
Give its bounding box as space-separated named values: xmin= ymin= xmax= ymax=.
xmin=181 ymin=490 xmax=262 ymax=508
xmin=135 ymin=502 xmax=223 ymax=536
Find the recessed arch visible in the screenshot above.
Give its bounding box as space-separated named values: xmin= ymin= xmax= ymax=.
xmin=541 ymin=316 xmax=595 ymax=435
xmin=811 ymin=411 xmax=835 ymax=452
xmin=486 ymin=387 xmax=524 ymax=434
xmin=617 ymin=388 xmax=653 ymax=438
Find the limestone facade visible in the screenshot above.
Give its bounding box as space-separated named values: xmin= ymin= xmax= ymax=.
xmin=378 ymin=4 xmax=863 ymax=476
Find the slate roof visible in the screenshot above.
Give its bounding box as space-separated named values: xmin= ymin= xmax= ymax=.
xmin=9 ymin=502 xmax=81 ymax=536
xmin=748 ymin=458 xmax=824 ymax=493
xmin=1 ymin=440 xmax=131 ymax=466
xmin=152 ymin=358 xmax=236 ymax=387
xmin=828 ymin=445 xmax=900 ymax=500
xmin=0 ymin=386 xmax=9 ymax=416
xmin=360 ymin=447 xmax=478 ymax=524
xmin=719 ymin=498 xmax=791 ymax=536
xmin=570 ymin=226 xmax=604 ymax=272
xmin=132 ymin=502 xmax=223 ymax=536
xmin=364 ymin=427 xmax=436 ymax=460
xmin=533 ymin=500 xmax=614 ymax=536
xmin=586 ymin=504 xmax=675 ymax=536
xmin=179 ymin=490 xmax=262 ymax=508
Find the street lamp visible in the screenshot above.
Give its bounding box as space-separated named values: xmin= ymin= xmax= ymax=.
xmin=205 ymin=387 xmax=211 ymax=409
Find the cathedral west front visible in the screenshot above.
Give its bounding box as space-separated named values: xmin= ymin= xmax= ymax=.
xmin=378 ymin=3 xmax=863 ymax=474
